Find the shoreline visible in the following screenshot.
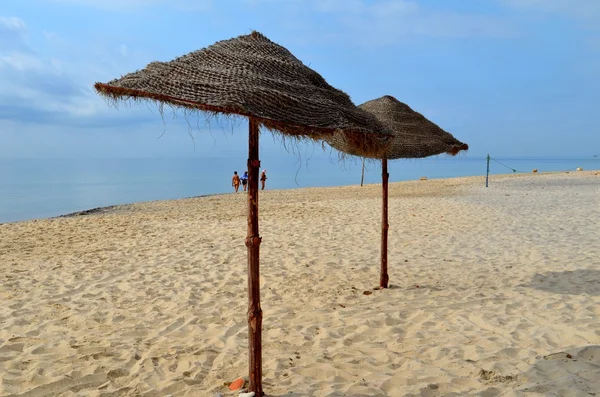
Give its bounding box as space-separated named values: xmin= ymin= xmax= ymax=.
xmin=5 ymin=168 xmax=596 ymax=225
xmin=53 ymin=193 xmax=224 ymax=220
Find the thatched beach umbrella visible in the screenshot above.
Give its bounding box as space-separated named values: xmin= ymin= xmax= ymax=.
xmin=94 ymin=31 xmax=391 ymax=395
xmin=326 ymin=95 xmax=468 ymax=289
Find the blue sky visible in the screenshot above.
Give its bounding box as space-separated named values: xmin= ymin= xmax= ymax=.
xmin=1 ymin=0 xmax=599 ymax=160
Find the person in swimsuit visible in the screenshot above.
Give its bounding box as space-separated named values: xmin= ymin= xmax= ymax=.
xmin=241 ymin=171 xmax=248 ymax=192
xmin=232 ymin=171 xmax=240 ymax=193
xmin=260 ymin=169 xmax=267 ymax=190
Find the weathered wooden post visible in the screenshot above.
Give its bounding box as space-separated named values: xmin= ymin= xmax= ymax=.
xmin=380 ymin=158 xmax=389 ymax=288
xmin=246 ymin=118 xmax=263 ymax=395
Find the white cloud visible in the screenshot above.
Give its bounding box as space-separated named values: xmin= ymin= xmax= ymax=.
xmin=368 ymin=0 xmax=418 ymax=17
xmin=0 ymin=52 xmax=45 ymax=71
xmin=500 ymin=0 xmax=600 ymax=21
xmin=0 ymin=15 xmax=142 ymax=125
xmin=231 ymin=0 xmax=516 ymax=43
xmin=269 ymin=0 xmax=516 ymax=46
xmin=0 ymin=16 xmax=26 ymax=30
xmin=0 ymin=16 xmax=30 ymax=52
xmin=313 ymin=0 xmax=418 ymax=15
xmin=43 ymin=30 xmax=58 ymax=40
xmin=37 ymin=0 xmax=214 ymax=12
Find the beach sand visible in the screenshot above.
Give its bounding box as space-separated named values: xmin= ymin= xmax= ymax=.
xmin=1 ymin=171 xmax=599 ymax=396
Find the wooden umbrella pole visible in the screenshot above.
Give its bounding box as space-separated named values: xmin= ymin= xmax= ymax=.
xmin=380 ymin=158 xmax=389 ymax=289
xmin=246 ymin=117 xmax=263 ymax=395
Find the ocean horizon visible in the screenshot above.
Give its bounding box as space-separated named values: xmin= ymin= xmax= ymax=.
xmin=1 ymin=155 xmax=598 ymax=224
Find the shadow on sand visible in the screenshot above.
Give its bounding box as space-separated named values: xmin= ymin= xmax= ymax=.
xmin=525 ymin=269 xmax=600 ymax=296
xmin=264 ymin=347 xmax=600 ymax=396
xmin=512 ymin=345 xmax=600 ymax=395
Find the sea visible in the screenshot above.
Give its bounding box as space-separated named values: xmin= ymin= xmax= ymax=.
xmin=1 ymin=156 xmax=598 ymax=224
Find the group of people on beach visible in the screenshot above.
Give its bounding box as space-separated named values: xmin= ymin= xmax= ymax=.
xmin=232 ymin=170 xmax=267 ymax=192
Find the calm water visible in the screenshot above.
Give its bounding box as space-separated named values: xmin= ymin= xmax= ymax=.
xmin=1 ymin=156 xmax=597 ymax=224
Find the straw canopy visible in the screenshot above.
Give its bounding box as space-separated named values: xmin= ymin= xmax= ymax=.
xmin=94 ymin=31 xmax=391 ymax=155
xmin=327 ymin=95 xmax=468 ymax=159
xmin=325 ymin=95 xmax=469 ymax=290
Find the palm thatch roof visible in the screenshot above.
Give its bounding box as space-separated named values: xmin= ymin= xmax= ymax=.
xmin=94 ymin=31 xmax=392 ymax=156
xmin=326 ymin=95 xmax=468 ymax=159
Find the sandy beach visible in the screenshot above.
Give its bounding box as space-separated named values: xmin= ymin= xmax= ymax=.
xmin=1 ymin=171 xmax=599 ymax=397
